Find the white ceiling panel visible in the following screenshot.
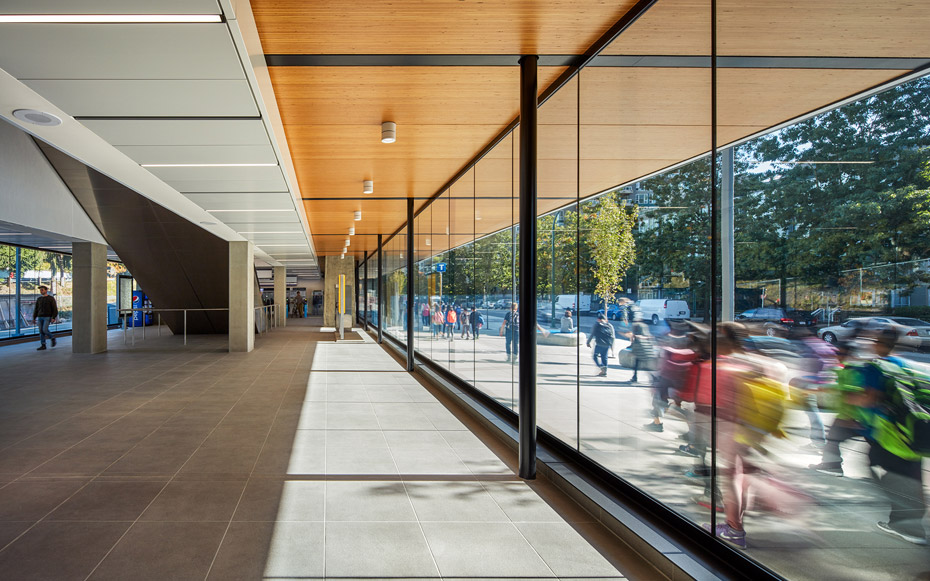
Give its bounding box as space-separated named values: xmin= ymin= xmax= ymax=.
xmin=240 ymin=233 xmax=308 ymax=242
xmin=23 ymin=79 xmax=259 ymax=117
xmin=226 ymin=223 xmax=304 ymax=233
xmin=80 ymin=119 xmax=270 ymax=146
xmin=0 ymin=1 xmax=221 ymax=14
xmin=165 ymin=177 xmax=288 ymax=193
xmin=0 ymin=24 xmax=242 ymax=80
xmin=146 ymin=164 xmax=283 ymax=182
xmin=185 ymin=192 xmax=295 ymax=211
xmin=116 ymin=144 xmax=277 ymax=165
xmin=211 ymin=210 xmax=299 ymax=224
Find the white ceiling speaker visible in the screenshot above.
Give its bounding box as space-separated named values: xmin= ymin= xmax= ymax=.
xmin=363 ymin=180 xmax=374 ymax=194
xmin=12 ymin=109 xmax=61 ymax=127
xmin=354 ymin=211 xmax=362 ymax=221
xmin=381 ymin=121 xmax=396 ymax=143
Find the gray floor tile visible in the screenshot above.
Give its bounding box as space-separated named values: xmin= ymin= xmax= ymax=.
xmin=405 ymin=481 xmax=510 ymax=522
xmin=516 ymin=522 xmax=622 ymax=578
xmin=325 ymin=480 xmax=416 ymax=521
xmin=89 ymin=521 xmax=226 ymax=581
xmin=235 ymin=480 xmax=324 ymax=521
xmin=0 ymin=480 xmax=87 ymax=521
xmin=140 ymin=480 xmax=245 ymax=521
xmin=260 ymin=521 xmax=325 ymax=578
xmin=206 ymin=521 xmax=276 ymax=580
xmin=325 ymin=521 xmax=438 ymax=578
xmin=46 ymin=481 xmax=166 ymax=521
xmin=0 ymin=521 xmax=131 ymax=581
xmin=420 ymin=521 xmax=555 ymax=578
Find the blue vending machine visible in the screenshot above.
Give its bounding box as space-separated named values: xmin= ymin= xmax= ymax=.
xmin=130 ymin=290 xmax=152 ymax=327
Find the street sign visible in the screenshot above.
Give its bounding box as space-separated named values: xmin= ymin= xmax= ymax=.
xmin=435 ymin=262 xmax=446 ymax=273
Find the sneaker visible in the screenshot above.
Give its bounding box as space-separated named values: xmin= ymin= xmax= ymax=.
xmin=704 ymin=523 xmax=747 ymax=549
xmin=677 ymin=444 xmax=701 ymax=458
xmin=693 ymin=494 xmax=725 ymax=513
xmin=643 ymin=422 xmax=664 ymax=432
xmin=877 ymin=521 xmax=927 ymax=545
xmin=808 ymin=463 xmax=844 ymax=477
xmin=597 ymin=368 xmax=607 ymax=377
xmin=36 ymin=345 xmax=47 ymax=351
xmin=685 ymin=467 xmax=709 ymax=479
xmin=51 ymin=337 xmax=57 ymax=347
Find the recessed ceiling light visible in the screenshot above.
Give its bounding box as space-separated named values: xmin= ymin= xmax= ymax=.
xmin=354 ymin=211 xmax=362 ymax=221
xmin=141 ymin=163 xmax=277 ymax=168
xmin=0 ymin=14 xmax=223 ymax=23
xmin=363 ymin=180 xmax=374 ymax=194
xmin=381 ymin=121 xmax=396 ymax=144
xmin=12 ymin=109 xmax=61 ymax=126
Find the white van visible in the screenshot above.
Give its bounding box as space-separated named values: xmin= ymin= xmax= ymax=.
xmin=635 ymin=299 xmax=690 ymax=324
xmin=555 ymin=294 xmax=591 ymax=313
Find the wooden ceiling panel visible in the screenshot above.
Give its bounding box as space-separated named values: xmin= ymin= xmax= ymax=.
xmin=604 ymin=0 xmax=930 ymax=58
xmin=252 ymin=0 xmax=639 ymax=55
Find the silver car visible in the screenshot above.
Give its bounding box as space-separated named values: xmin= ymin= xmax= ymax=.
xmin=817 ymin=316 xmax=930 ymax=350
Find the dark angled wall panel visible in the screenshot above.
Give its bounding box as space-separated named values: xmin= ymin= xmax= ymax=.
xmin=35 ymin=139 xmax=229 ymax=334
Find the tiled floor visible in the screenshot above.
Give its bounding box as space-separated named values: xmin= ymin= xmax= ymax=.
xmin=0 ymin=320 xmax=654 ymax=580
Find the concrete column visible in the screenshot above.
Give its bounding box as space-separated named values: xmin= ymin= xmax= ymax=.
xmin=273 ymin=265 xmax=286 ymax=327
xmin=323 ymin=255 xmax=355 ymax=328
xmin=72 ymin=242 xmax=108 ymax=353
xmin=229 ymin=241 xmax=255 ymax=353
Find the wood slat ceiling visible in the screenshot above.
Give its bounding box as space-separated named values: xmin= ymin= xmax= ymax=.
xmin=252 ymin=0 xmax=640 ymax=55
xmin=604 ymin=0 xmax=930 ymax=57
xmin=252 ymin=0 xmax=925 ymax=259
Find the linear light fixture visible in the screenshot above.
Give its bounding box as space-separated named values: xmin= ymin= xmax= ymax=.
xmin=0 ymin=14 xmax=223 ymax=23
xmin=238 ymin=231 xmax=303 ymax=234
xmin=206 ymin=209 xmax=291 ymax=213
xmin=258 ymin=244 xmax=307 ymax=247
xmin=0 ymin=232 xmax=32 ymax=236
xmin=141 ymin=162 xmax=277 ymax=168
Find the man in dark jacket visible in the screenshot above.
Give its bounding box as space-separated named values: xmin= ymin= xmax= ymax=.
xmin=586 ymin=313 xmax=615 ymax=376
xmin=31 ymin=285 xmax=58 ymax=350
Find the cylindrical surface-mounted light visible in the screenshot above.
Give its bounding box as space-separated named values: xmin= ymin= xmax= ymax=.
xmin=363 ymin=180 xmax=374 ymax=194
xmin=345 ymin=238 xmax=351 ymax=247
xmin=354 ymin=211 xmax=362 ymax=221
xmin=381 ymin=121 xmax=396 ymax=143
xmin=348 ymin=227 xmax=355 ymax=236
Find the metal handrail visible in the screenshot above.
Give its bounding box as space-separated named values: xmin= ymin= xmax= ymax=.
xmin=254 ymin=304 xmax=278 ymax=336
xmin=118 ymin=307 xmax=228 ymax=346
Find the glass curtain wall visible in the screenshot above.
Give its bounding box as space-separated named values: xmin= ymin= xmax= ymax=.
xmin=0 ymin=243 xmax=125 ymax=341
xmin=367 ymin=2 xmax=930 ymax=576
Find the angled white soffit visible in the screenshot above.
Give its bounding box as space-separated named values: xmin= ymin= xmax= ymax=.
xmin=0 ymin=67 xmax=245 ymax=245
xmin=0 ymin=0 xmax=318 ymax=271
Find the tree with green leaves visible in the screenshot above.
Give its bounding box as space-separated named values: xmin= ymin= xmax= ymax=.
xmin=585 ymin=193 xmax=637 ymax=305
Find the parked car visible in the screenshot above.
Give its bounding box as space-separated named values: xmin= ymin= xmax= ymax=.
xmin=636 ymin=299 xmax=690 ymax=324
xmin=593 ymin=303 xmax=626 ymax=321
xmin=787 ymin=309 xmax=819 ymax=327
xmin=736 ymin=307 xmax=796 ymax=336
xmin=817 ymin=316 xmax=930 ymax=350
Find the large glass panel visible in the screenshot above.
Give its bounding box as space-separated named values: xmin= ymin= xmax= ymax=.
xmin=414 ymin=207 xmax=432 ymax=358
xmin=473 ymin=132 xmax=517 ymax=410
xmin=577 ymin=0 xmax=713 ymax=529
xmin=449 ymin=169 xmax=476 ymax=384
xmin=536 ymin=76 xmax=581 ymax=448
xmin=712 ymin=1 xmax=930 ymax=575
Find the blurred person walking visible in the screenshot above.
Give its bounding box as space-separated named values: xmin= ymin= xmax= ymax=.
xmin=470 ymin=308 xmax=484 ymax=340
xmin=586 ymin=313 xmax=615 ymax=376
xmin=461 ymin=307 xmax=472 ymax=339
xmin=500 ymin=302 xmax=519 ymax=363
xmin=31 ymin=285 xmax=58 ymax=350
xmin=624 ymin=311 xmax=656 ymax=384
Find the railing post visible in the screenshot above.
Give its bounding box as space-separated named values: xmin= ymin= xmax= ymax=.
xmin=518 ymin=54 xmax=538 ymax=480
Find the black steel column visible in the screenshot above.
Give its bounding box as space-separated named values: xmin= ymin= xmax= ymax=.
xmin=518 ymin=55 xmax=538 ymax=480
xmin=363 ymin=253 xmax=369 ymax=332
xmin=377 ymin=234 xmax=384 ymax=343
xmin=406 ymin=198 xmax=416 ymax=371
xmin=354 ymin=262 xmax=359 ymax=325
